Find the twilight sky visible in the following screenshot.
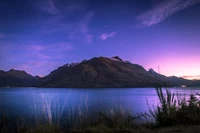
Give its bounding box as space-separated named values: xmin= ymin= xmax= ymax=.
xmin=0 ymin=0 xmax=200 ymax=78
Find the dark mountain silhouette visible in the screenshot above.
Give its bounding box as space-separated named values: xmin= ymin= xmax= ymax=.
xmin=37 ymin=56 xmax=200 ymax=88
xmin=147 ymin=68 xmax=200 ymax=86
xmin=0 ymin=69 xmax=37 ymax=87
xmin=1 ymin=56 xmax=200 ymax=88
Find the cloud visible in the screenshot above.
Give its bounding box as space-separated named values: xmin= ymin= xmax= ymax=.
xmin=99 ymin=32 xmax=116 ymax=40
xmin=29 ymin=45 xmax=44 ymax=51
xmin=182 ymin=75 xmax=200 ymax=80
xmin=42 ymin=11 xmax=94 ymax=43
xmin=0 ymin=41 xmax=74 ymax=75
xmin=79 ymin=11 xmax=94 ymax=43
xmin=18 ymin=60 xmax=61 ymax=76
xmin=38 ymin=0 xmax=89 ymax=15
xmin=0 ymin=33 xmax=6 ymax=39
xmin=36 ymin=0 xmax=94 ymax=43
xmin=26 ymin=42 xmax=74 ymax=59
xmin=137 ymin=0 xmax=200 ymax=27
xmin=41 ymin=15 xmax=72 ymax=34
xmin=1 ymin=41 xmax=74 ymax=62
xmin=64 ymin=0 xmax=88 ymax=13
xmin=42 ymin=0 xmax=59 ymax=15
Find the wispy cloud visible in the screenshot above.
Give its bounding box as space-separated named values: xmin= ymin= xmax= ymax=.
xmin=99 ymin=32 xmax=116 ymax=40
xmin=0 ymin=41 xmax=74 ymax=63
xmin=79 ymin=11 xmax=94 ymax=43
xmin=19 ymin=60 xmax=61 ymax=76
xmin=182 ymin=75 xmax=200 ymax=80
xmin=137 ymin=0 xmax=200 ymax=27
xmin=37 ymin=0 xmax=94 ymax=43
xmin=42 ymin=11 xmax=95 ymax=43
xmin=0 ymin=33 xmax=6 ymax=39
xmin=0 ymin=41 xmax=74 ymax=75
xmin=42 ymin=0 xmax=59 ymax=15
xmin=64 ymin=0 xmax=88 ymax=13
xmin=29 ymin=45 xmax=44 ymax=51
xmin=41 ymin=15 xmax=71 ymax=34
xmin=26 ymin=42 xmax=74 ymax=60
xmin=39 ymin=0 xmax=88 ymax=14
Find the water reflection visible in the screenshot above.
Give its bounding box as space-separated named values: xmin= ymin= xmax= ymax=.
xmin=0 ymin=87 xmax=199 ymax=122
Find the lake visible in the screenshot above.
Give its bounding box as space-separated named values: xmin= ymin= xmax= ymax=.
xmin=0 ymin=87 xmax=200 ymax=123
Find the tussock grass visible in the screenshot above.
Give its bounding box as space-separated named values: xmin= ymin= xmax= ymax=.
xmin=0 ymin=114 xmax=9 ymax=133
xmin=148 ymin=86 xmax=200 ymax=126
xmin=2 ymin=87 xmax=200 ymax=133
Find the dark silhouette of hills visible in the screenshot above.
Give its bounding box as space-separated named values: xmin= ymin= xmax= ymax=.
xmin=0 ymin=69 xmax=38 ymax=87
xmin=1 ymin=56 xmax=200 ymax=88
xmin=147 ymin=68 xmax=200 ymax=87
xmin=37 ymin=56 xmax=200 ymax=88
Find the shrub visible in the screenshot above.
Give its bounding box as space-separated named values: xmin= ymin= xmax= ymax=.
xmin=148 ymin=86 xmax=200 ymax=126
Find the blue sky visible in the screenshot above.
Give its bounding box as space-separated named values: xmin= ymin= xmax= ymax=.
xmin=0 ymin=0 xmax=200 ymax=79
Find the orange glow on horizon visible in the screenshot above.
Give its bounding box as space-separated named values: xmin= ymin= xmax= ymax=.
xmin=144 ymin=56 xmax=200 ymax=78
xmin=182 ymin=75 xmax=200 ymax=80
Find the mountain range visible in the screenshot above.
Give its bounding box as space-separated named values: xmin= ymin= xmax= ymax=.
xmin=0 ymin=69 xmax=37 ymax=87
xmin=1 ymin=56 xmax=200 ymax=88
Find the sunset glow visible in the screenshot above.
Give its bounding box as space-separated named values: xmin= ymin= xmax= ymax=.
xmin=0 ymin=0 xmax=200 ymax=77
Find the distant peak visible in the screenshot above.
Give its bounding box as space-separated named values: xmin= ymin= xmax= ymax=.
xmin=36 ymin=75 xmax=44 ymax=78
xmin=148 ymin=69 xmax=157 ymax=74
xmin=69 ymin=62 xmax=80 ymax=67
xmin=8 ymin=69 xmax=26 ymax=73
xmin=81 ymin=59 xmax=87 ymax=63
xmin=63 ymin=62 xmax=80 ymax=68
xmin=9 ymin=69 xmax=15 ymax=72
xmin=110 ymin=56 xmax=123 ymax=62
xmin=148 ymin=68 xmax=155 ymax=72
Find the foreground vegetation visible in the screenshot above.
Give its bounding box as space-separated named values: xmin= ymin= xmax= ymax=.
xmin=149 ymin=86 xmax=200 ymax=126
xmin=1 ymin=86 xmax=200 ymax=133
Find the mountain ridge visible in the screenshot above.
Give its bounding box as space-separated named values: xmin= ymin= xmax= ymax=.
xmin=1 ymin=56 xmax=200 ymax=88
xmin=0 ymin=69 xmax=38 ymax=87
xmin=37 ymin=56 xmax=200 ymax=88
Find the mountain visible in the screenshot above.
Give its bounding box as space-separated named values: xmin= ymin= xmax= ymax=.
xmin=148 ymin=68 xmax=200 ymax=86
xmin=1 ymin=56 xmax=200 ymax=88
xmin=37 ymin=56 xmax=200 ymax=88
xmin=0 ymin=69 xmax=37 ymax=87
xmin=35 ymin=75 xmax=44 ymax=80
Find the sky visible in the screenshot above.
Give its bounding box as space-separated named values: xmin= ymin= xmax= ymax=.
xmin=0 ymin=0 xmax=200 ymax=79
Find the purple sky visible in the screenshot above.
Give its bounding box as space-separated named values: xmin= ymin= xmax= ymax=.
xmin=0 ymin=0 xmax=200 ymax=78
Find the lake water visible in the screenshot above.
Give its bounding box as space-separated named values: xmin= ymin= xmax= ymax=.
xmin=0 ymin=87 xmax=200 ymax=122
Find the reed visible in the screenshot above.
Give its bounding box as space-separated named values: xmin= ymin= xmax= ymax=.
xmin=148 ymin=86 xmax=200 ymax=126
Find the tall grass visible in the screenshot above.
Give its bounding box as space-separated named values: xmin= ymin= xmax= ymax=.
xmin=148 ymin=86 xmax=200 ymax=126
xmin=0 ymin=114 xmax=9 ymax=133
xmin=3 ymin=87 xmax=200 ymax=133
xmin=19 ymin=92 xmax=148 ymax=133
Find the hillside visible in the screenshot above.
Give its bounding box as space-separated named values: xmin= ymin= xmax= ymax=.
xmin=37 ymin=56 xmax=200 ymax=88
xmin=0 ymin=69 xmax=37 ymax=87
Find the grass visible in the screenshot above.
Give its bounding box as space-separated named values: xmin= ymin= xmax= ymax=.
xmin=1 ymin=86 xmax=200 ymax=133
xmin=0 ymin=114 xmax=9 ymax=133
xmin=148 ymin=86 xmax=200 ymax=126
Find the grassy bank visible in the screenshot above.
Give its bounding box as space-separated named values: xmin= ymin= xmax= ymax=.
xmin=1 ymin=86 xmax=200 ymax=133
xmin=148 ymin=86 xmax=200 ymax=126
